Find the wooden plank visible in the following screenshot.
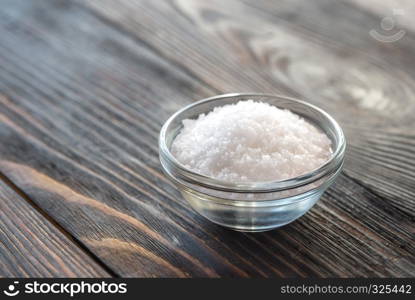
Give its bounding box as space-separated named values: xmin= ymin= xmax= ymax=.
xmin=0 ymin=0 xmax=413 ymax=277
xmin=0 ymin=178 xmax=109 ymax=277
xmin=80 ymin=0 xmax=415 ymax=215
xmin=235 ymin=0 xmax=415 ymax=215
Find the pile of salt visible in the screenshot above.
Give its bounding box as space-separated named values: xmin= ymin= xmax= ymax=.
xmin=171 ymin=100 xmax=332 ymax=183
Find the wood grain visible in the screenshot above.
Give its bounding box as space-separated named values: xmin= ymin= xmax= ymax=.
xmin=0 ymin=178 xmax=109 ymax=277
xmin=0 ymin=0 xmax=414 ymax=277
xmin=81 ymin=0 xmax=415 ymax=214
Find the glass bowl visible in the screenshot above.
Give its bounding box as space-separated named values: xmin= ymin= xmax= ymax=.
xmin=159 ymin=93 xmax=346 ymax=232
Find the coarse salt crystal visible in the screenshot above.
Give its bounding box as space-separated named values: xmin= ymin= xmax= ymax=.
xmin=171 ymin=100 xmax=332 ymax=183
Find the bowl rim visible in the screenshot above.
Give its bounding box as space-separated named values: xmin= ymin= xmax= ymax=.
xmin=159 ymin=93 xmax=346 ymax=193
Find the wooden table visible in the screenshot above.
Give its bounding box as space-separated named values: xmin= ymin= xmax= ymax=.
xmin=0 ymin=0 xmax=414 ymax=278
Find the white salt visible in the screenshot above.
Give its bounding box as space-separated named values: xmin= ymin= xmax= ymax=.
xmin=171 ymin=100 xmax=332 ymax=183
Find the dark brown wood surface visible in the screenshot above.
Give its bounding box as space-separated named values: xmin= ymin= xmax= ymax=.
xmin=0 ymin=178 xmax=109 ymax=277
xmin=0 ymin=0 xmax=414 ymax=277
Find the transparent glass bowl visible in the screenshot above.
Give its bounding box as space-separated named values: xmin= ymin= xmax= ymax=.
xmin=159 ymin=93 xmax=346 ymax=232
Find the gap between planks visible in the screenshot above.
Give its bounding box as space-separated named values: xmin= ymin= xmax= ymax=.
xmin=0 ymin=171 xmax=119 ymax=277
